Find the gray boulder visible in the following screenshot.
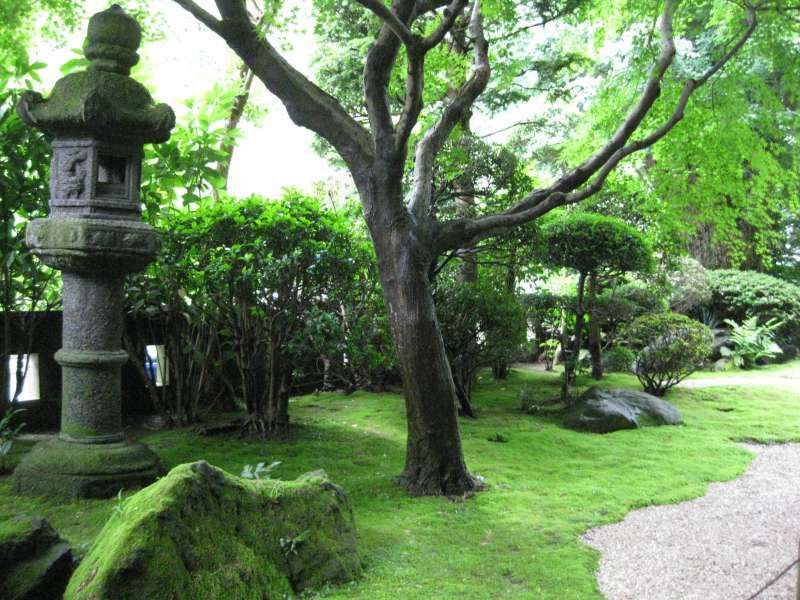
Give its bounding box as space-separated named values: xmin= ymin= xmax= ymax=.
xmin=564 ymin=387 xmax=683 ymax=433
xmin=0 ymin=516 xmax=74 ymax=600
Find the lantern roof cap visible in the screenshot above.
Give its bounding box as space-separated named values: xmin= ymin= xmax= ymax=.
xmin=17 ymin=5 xmax=174 ymax=144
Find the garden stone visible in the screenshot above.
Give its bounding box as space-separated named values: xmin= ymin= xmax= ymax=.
xmin=563 ymin=387 xmax=683 ymax=433
xmin=0 ymin=516 xmax=75 ymax=600
xmin=12 ymin=5 xmax=174 ymax=498
xmin=66 ymin=461 xmax=361 ymax=599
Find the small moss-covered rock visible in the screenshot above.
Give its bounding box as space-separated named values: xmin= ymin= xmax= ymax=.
xmin=0 ymin=516 xmax=75 ymax=600
xmin=66 ymin=461 xmax=361 ymax=599
xmin=563 ymin=387 xmax=683 ymax=433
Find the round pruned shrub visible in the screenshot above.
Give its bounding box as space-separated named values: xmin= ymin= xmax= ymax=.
xmin=602 ymin=346 xmax=636 ymax=373
xmin=623 ymin=313 xmax=713 ymax=396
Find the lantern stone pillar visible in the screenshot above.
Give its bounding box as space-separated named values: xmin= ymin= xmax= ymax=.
xmin=12 ymin=5 xmax=175 ymax=498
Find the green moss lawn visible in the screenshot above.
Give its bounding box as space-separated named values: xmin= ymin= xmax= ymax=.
xmin=2 ymin=364 xmax=799 ymax=599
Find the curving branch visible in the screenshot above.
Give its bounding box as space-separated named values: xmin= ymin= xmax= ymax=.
xmin=433 ymin=0 xmax=760 ymax=252
xmin=395 ymin=0 xmax=469 ymax=151
xmin=421 ymin=0 xmax=469 ymax=50
xmin=409 ymin=0 xmax=490 ymax=219
xmin=172 ymin=0 xmax=374 ymax=175
xmin=355 ymin=0 xmax=415 ymax=45
xmin=363 ymin=1 xmax=417 ymax=153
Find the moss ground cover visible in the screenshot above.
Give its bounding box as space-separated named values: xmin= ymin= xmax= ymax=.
xmin=1 ymin=364 xmax=798 ymax=599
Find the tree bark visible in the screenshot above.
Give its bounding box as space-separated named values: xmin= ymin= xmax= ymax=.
xmin=587 ymin=273 xmax=603 ymax=380
xmin=562 ymin=271 xmax=587 ymax=404
xmin=366 ymin=188 xmax=477 ymax=495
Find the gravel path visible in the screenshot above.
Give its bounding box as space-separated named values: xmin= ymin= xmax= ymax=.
xmin=680 ymin=371 xmax=800 ymax=392
xmin=583 ymin=443 xmax=800 ymax=600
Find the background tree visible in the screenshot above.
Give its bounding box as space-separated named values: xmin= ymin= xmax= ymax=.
xmin=434 ymin=269 xmax=526 ymax=416
xmin=539 ymin=212 xmax=653 ymax=400
xmin=172 ymin=0 xmax=779 ymax=495
xmin=567 ymin=1 xmax=800 ymax=272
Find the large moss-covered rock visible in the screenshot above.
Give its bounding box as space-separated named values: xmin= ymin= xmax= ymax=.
xmin=563 ymin=387 xmax=683 ymax=433
xmin=0 ymin=516 xmax=75 ymax=600
xmin=66 ymin=461 xmax=361 ymax=599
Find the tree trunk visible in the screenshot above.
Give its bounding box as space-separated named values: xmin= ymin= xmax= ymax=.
xmin=562 ymin=271 xmax=587 ymax=404
xmin=367 ymin=195 xmax=477 ymax=495
xmin=450 ymin=354 xmax=476 ymax=418
xmin=265 ymin=362 xmax=290 ymax=433
xmin=587 ymin=273 xmax=603 ymax=380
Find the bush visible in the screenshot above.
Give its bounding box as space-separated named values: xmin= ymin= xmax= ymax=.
xmin=707 ymin=269 xmax=800 ymax=345
xmin=126 ymin=193 xmax=372 ymax=430
xmin=720 ymin=316 xmax=782 ymax=369
xmin=436 ymin=275 xmax=527 ymax=412
xmin=595 ymin=282 xmax=668 ymax=331
xmin=623 ymin=313 xmax=713 ymax=396
xmin=668 ymin=257 xmax=712 ymax=314
xmin=602 ymin=347 xmax=635 ymax=373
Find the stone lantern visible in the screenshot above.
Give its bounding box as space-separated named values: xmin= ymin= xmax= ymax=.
xmin=12 ymin=5 xmax=175 ymax=498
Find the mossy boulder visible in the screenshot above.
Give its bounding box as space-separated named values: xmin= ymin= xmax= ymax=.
xmin=0 ymin=516 xmax=75 ymax=600
xmin=66 ymin=461 xmax=361 ymax=599
xmin=563 ymin=387 xmax=683 ymax=433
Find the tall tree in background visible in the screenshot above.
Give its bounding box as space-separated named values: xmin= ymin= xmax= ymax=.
xmin=172 ymin=0 xmax=785 ymax=495
xmin=569 ymin=1 xmax=800 ymax=271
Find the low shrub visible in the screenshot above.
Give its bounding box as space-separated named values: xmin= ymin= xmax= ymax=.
xmin=623 ymin=313 xmax=713 ymax=396
xmin=707 ymin=269 xmax=800 ymax=345
xmin=720 ymin=316 xmax=782 ymax=369
xmin=602 ymin=346 xmax=635 ymax=373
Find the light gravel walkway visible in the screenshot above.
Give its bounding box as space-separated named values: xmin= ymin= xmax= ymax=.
xmin=583 ymin=443 xmax=800 ymax=600
xmin=680 ymin=371 xmax=800 ymax=392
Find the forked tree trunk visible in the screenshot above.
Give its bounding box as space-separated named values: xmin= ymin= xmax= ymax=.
xmin=366 ymin=192 xmax=477 ymax=495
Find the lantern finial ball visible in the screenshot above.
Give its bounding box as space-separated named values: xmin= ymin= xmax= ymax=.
xmin=83 ymin=4 xmax=142 ymax=75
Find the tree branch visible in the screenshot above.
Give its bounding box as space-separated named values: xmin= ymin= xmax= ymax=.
xmin=433 ymin=0 xmax=760 ymax=252
xmin=505 ymin=0 xmax=680 ymax=216
xmin=173 ymin=0 xmax=374 ymax=176
xmin=172 ymin=0 xmax=224 ymax=34
xmin=363 ymin=1 xmax=417 ymax=154
xmin=409 ymin=0 xmax=489 ymax=218
xmin=355 ymin=0 xmax=415 ymax=45
xmin=395 ymin=0 xmax=468 ymax=152
xmin=421 ymin=0 xmax=468 ymax=50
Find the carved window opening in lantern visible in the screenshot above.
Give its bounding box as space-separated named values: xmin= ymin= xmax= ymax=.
xmin=96 ymin=153 xmax=128 ymax=195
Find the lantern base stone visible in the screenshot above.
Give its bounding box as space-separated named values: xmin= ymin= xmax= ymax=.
xmin=12 ymin=437 xmax=160 ymax=499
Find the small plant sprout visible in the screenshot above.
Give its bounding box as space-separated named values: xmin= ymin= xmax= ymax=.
xmin=240 ymin=461 xmax=281 ymax=481
xmin=279 ymin=529 xmax=310 ymax=557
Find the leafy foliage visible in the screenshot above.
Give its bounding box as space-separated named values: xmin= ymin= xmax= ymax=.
xmin=623 ymin=312 xmax=713 ymax=396
xmin=240 ymin=460 xmax=281 ymax=481
xmin=706 ymin=269 xmax=800 ymax=345
xmin=569 ymin=3 xmax=800 ymax=269
xmin=602 ymin=346 xmax=635 ymax=374
xmin=540 ymin=212 xmax=653 ymax=276
xmin=594 ymin=282 xmax=668 ymax=335
xmin=140 ymin=85 xmax=241 ymax=218
xmin=0 ymin=81 xmax=61 ymax=410
xmin=720 ymin=317 xmax=783 ymax=369
xmin=435 ymin=272 xmax=527 ymax=410
xmin=126 ymin=193 xmax=383 ymax=431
